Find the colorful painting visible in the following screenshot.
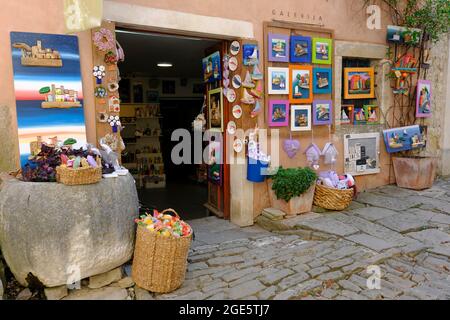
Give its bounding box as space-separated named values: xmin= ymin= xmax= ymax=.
xmin=387 ymin=25 xmax=422 ymax=46
xmin=208 ymin=88 xmax=224 ymax=132
xmin=202 ymin=51 xmax=221 ymax=83
xmin=416 ymin=80 xmax=432 ymax=118
xmin=313 ymin=67 xmax=332 ymax=94
xmin=312 ymin=38 xmax=332 ymax=65
xmin=268 ymin=100 xmax=289 ymax=127
xmin=341 ymin=105 xmax=354 ymax=125
xmin=290 ymin=65 xmax=313 ymax=103
xmin=383 ymin=125 xmax=426 ymax=154
xmin=243 ymin=43 xmax=259 ymax=66
xmin=344 ymin=67 xmax=375 ymax=99
xmin=344 ymin=133 xmax=381 ymax=176
xmin=291 ymin=105 xmax=311 ymax=131
xmin=365 ymin=105 xmax=380 ymax=124
xmin=268 ymin=67 xmax=289 ymax=95
xmin=353 ymin=106 xmax=367 ymax=124
xmin=10 ymin=32 xmax=86 ymax=167
xmin=290 ymin=36 xmax=311 ymax=63
xmin=268 ymin=34 xmax=289 ymax=62
xmin=313 ymin=100 xmax=333 ymax=125
xmin=208 ymin=140 xmax=223 ymax=186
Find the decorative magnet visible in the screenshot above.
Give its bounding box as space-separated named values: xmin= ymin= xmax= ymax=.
xmin=108 ymin=82 xmax=119 ymax=92
xmin=230 ymin=41 xmax=241 ymax=56
xmin=227 ymin=121 xmax=237 ymax=135
xmin=93 ymin=28 xmax=115 ymax=52
xmin=233 ymin=139 xmax=244 ymax=153
xmin=283 ymin=136 xmax=301 ymax=159
xmin=108 ymin=115 xmax=121 ymax=133
xmin=232 ymin=105 xmax=243 ymax=119
xmin=93 ymin=65 xmax=106 ymax=84
xmin=229 ymin=57 xmax=238 ymax=71
xmin=232 ymin=75 xmax=242 ymax=89
xmin=226 ymin=89 xmax=237 ymax=103
xmin=242 ymin=71 xmax=255 ymax=89
xmin=94 ymin=86 xmax=107 ymax=98
xmin=251 ymin=100 xmax=262 ymax=118
xmin=223 ymin=78 xmax=230 ymax=88
xmin=98 ymin=112 xmax=109 ymax=123
xmin=104 ymin=50 xmax=118 ymax=65
xmin=109 ymin=96 xmax=121 ymax=113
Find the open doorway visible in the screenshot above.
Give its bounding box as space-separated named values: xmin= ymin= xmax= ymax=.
xmin=116 ymin=29 xmax=222 ymax=220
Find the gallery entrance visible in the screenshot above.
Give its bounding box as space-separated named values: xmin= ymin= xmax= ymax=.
xmin=115 ymin=28 xmax=230 ymax=220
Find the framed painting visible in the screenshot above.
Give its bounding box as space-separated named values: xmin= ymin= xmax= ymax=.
xmin=268 ymin=67 xmax=289 ymax=95
xmin=387 ymin=25 xmax=422 ymax=46
xmin=416 ymin=80 xmax=432 ymax=118
xmin=353 ymin=106 xmax=367 ymax=125
xmin=290 ymin=35 xmax=311 ymax=63
xmin=289 ymin=65 xmax=313 ymax=103
xmin=313 ymin=67 xmax=332 ymax=94
xmin=344 ymin=67 xmax=375 ymax=99
xmin=312 ymin=37 xmax=332 ymax=65
xmin=341 ymin=105 xmax=354 ymax=125
xmin=313 ymin=100 xmax=333 ymax=125
xmin=365 ymin=105 xmax=380 ymax=124
xmin=208 ymin=88 xmax=224 ymax=132
xmin=268 ymin=100 xmax=289 ymax=127
xmin=383 ymin=125 xmax=426 ymax=154
xmin=268 ymin=33 xmax=290 ymax=62
xmin=243 ymin=43 xmax=259 ymax=66
xmin=344 ymin=132 xmax=381 ymax=176
xmin=291 ymin=105 xmax=311 ymax=132
xmin=202 ymin=51 xmax=221 ymax=83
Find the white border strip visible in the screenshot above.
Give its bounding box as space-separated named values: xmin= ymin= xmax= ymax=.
xmin=103 ymin=1 xmax=254 ymax=39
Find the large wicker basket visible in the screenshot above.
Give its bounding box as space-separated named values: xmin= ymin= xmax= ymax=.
xmin=56 ymin=165 xmax=102 ymax=186
xmin=132 ymin=209 xmax=193 ymax=294
xmin=313 ymin=183 xmax=355 ymax=211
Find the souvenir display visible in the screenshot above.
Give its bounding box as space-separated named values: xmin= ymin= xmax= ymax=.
xmin=232 ymin=105 xmax=243 ymax=119
xmin=291 ymin=105 xmax=311 ymax=131
xmin=202 ymin=51 xmax=221 ymax=83
xmin=135 ymin=210 xmax=192 ymax=238
xmin=290 ymin=65 xmax=313 ymax=103
xmin=313 ymin=100 xmax=333 ymax=125
xmin=344 ymin=67 xmax=375 ymax=99
xmin=268 ymin=33 xmax=290 ymax=62
xmin=252 ymin=65 xmax=263 ymax=81
xmin=283 ymin=136 xmax=301 ymax=159
xmin=341 ymin=105 xmax=354 ymax=125
xmin=416 ymin=80 xmax=432 ymax=118
xmin=313 ymin=68 xmax=332 ymax=94
xmin=229 ymin=56 xmax=238 ymax=71
xmin=242 ymin=71 xmax=255 ymax=89
xmin=93 ymin=28 xmax=115 ymax=52
xmin=290 ymin=36 xmax=311 ymax=63
xmin=365 ymin=105 xmax=380 ymax=124
xmin=251 ymin=100 xmax=262 ymax=118
xmin=241 ymin=89 xmax=255 ymax=105
xmin=233 ymin=139 xmax=244 ymax=153
xmin=232 ymin=75 xmax=242 ymax=89
xmin=268 ymin=100 xmax=289 ymax=127
xmin=226 ymin=88 xmax=237 ymax=103
xmin=268 ymin=67 xmax=289 ymax=95
xmin=312 ymin=37 xmax=332 ymax=65
xmin=208 ymin=88 xmax=224 ymax=132
xmin=243 ymin=43 xmax=259 ymax=66
xmin=227 ymin=121 xmax=237 ymax=135
xmin=304 ymin=143 xmax=322 ymax=169
xmin=250 ymin=82 xmax=263 ymax=99
xmin=322 ymin=143 xmax=339 ymax=165
xmin=383 ymin=125 xmax=425 ymax=153
xmin=344 ymin=132 xmax=380 ymax=176
xmin=230 ymin=40 xmax=241 ymax=56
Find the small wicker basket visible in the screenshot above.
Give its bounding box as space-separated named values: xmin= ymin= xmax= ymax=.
xmin=313 ymin=183 xmax=355 ymax=211
xmin=132 ymin=209 xmax=193 ymax=294
xmin=56 ymin=161 xmax=102 ymax=186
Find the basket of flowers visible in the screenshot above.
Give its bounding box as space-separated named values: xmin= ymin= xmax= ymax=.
xmin=132 ymin=209 xmax=193 ymax=293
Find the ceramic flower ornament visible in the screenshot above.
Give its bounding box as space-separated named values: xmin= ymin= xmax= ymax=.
xmin=107 ymin=115 xmax=121 ymax=133
xmin=93 ymin=28 xmax=115 ymax=52
xmin=93 ymin=65 xmax=106 ymax=84
xmin=283 ymin=137 xmax=301 ymax=159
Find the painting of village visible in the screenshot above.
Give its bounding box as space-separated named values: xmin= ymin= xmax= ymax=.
xmin=291 ymin=68 xmax=312 ymax=102
xmin=344 ymin=67 xmax=375 ymax=99
xmin=10 ymin=32 xmax=86 ymax=167
xmin=383 ymin=125 xmax=426 ymax=154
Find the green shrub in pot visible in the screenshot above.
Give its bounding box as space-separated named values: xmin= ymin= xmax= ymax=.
xmin=271 ymin=167 xmax=318 ymax=202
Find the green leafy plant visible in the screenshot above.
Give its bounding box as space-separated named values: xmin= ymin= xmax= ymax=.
xmin=271 ymin=167 xmax=317 ymax=202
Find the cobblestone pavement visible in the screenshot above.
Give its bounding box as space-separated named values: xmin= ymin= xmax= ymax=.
xmin=151 ymin=178 xmax=450 ymax=300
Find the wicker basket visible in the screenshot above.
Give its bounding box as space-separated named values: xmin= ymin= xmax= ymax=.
xmin=132 ymin=209 xmax=193 ymax=294
xmin=56 ymin=164 xmax=102 ymax=186
xmin=313 ymin=183 xmax=355 ymax=211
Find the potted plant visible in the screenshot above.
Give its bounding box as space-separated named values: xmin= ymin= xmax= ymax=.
xmin=267 ymin=167 xmax=317 ymax=216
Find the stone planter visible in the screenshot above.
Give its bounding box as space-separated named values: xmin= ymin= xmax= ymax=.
xmin=267 ymin=180 xmax=315 ymax=215
xmin=0 ymin=174 xmax=139 ymax=287
xmin=392 ymin=156 xmax=437 ymax=190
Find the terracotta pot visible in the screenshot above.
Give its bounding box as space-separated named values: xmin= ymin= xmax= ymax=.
xmin=267 ymin=180 xmax=316 ymax=215
xmin=392 ymin=156 xmax=437 ymax=190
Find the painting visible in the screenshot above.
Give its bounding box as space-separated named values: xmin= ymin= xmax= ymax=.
xmin=353 ymin=106 xmax=367 ymax=125
xmin=344 ymin=67 xmax=375 ymax=99
xmin=268 ymin=100 xmax=289 ymax=127
xmin=208 ymin=140 xmax=223 ymax=186
xmin=290 ymin=36 xmax=311 ymax=63
xmin=162 ymin=80 xmax=175 ymax=95
xmin=312 ymin=38 xmax=332 ymax=65
xmin=344 ymin=133 xmax=381 ymax=176
xmin=313 ymin=67 xmax=332 ymax=94
xmin=202 ymin=51 xmax=221 ymax=83
xmin=290 ymin=65 xmax=313 ymax=103
xmin=291 ymin=105 xmax=311 ymax=132
xmin=383 ymin=125 xmax=426 ymax=154
xmin=208 ymin=88 xmax=224 ymax=132
xmin=313 ymin=100 xmax=333 ymax=125
xmin=243 ymin=43 xmax=259 ymax=66
xmin=268 ymin=67 xmax=289 ymax=95
xmin=341 ymin=105 xmax=354 ymax=125
xmin=365 ymin=105 xmax=380 ymax=124
xmin=10 ymin=32 xmax=86 ymax=167
xmin=133 ymin=83 xmax=144 ymax=102
xmin=387 ymin=25 xmax=422 ymax=46
xmin=268 ymin=33 xmax=289 ymax=62
xmin=416 ymin=80 xmax=432 ymax=118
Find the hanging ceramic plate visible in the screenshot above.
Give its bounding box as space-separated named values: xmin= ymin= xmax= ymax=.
xmin=227 ymin=121 xmax=237 ymax=135
xmin=233 ymin=139 xmax=244 ymax=153
xmin=229 ymin=57 xmax=238 ymax=71
xmin=232 ymin=105 xmax=242 ymax=119
xmin=226 ymin=88 xmax=237 ymax=103
xmin=230 ymin=41 xmax=240 ymax=56
xmin=232 ymin=75 xmax=242 ymax=89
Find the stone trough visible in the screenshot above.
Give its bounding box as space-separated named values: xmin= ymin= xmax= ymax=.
xmin=0 ymin=174 xmax=139 ymax=287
